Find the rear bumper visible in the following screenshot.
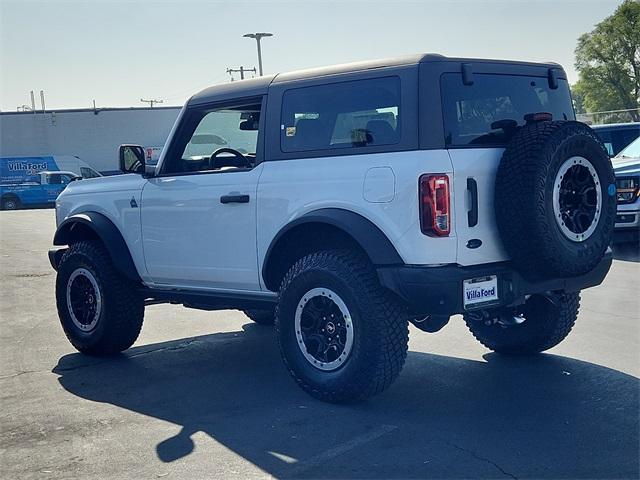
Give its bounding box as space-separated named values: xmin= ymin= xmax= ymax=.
xmin=377 ymin=249 xmax=613 ymax=316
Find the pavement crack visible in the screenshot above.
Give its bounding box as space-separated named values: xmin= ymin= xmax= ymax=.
xmin=443 ymin=441 xmax=518 ymax=480
xmin=127 ymin=338 xmax=200 ymax=358
xmin=0 ymin=370 xmax=40 ymax=380
xmin=55 ymin=339 xmax=203 ymax=372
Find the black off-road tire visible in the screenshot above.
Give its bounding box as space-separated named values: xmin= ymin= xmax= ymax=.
xmin=276 ymin=250 xmax=409 ymax=403
xmin=55 ymin=240 xmax=144 ymax=355
xmin=1 ymin=195 xmax=21 ymax=210
xmin=464 ymin=292 xmax=580 ymax=355
xmin=243 ymin=309 xmax=275 ymax=325
xmin=495 ymin=121 xmax=616 ymax=279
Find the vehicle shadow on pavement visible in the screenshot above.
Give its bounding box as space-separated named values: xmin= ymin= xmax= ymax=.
xmin=612 ymin=242 xmax=640 ymax=262
xmin=53 ymin=323 xmax=639 ymax=479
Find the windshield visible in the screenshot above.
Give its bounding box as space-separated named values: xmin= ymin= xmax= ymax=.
xmin=614 ymin=136 xmax=640 ymax=161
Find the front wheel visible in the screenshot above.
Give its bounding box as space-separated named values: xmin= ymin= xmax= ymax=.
xmin=56 ymin=240 xmax=144 ymax=355
xmin=464 ymin=292 xmax=580 ymax=355
xmin=276 ymin=250 xmax=409 ymax=403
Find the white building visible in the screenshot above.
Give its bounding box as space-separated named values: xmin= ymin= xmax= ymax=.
xmin=0 ymin=107 xmax=181 ymax=174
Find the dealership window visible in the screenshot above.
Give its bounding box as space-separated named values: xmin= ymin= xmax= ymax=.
xmin=281 ymin=77 xmax=401 ymax=153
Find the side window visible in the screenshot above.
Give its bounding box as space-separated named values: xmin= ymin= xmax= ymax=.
xmin=596 ymin=131 xmax=615 ymax=156
xmin=60 ymin=174 xmax=74 ymax=184
xmin=80 ymin=167 xmax=101 ymax=178
xmin=163 ymin=102 xmax=261 ymax=175
xmin=48 ymin=174 xmax=61 ymax=184
xmin=610 ymin=128 xmax=640 ymax=156
xmin=281 ymin=77 xmax=401 ymax=153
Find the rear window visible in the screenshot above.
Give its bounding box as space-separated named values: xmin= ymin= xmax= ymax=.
xmin=281 ymin=77 xmax=401 ymax=153
xmin=441 ymin=73 xmax=575 ymax=147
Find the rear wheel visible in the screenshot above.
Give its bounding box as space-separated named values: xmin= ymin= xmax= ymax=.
xmin=56 ymin=240 xmax=144 ymax=355
xmin=464 ymin=292 xmax=580 ymax=355
xmin=276 ymin=250 xmax=409 ymax=403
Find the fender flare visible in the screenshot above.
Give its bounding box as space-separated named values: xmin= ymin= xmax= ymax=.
xmin=53 ymin=212 xmax=141 ymax=282
xmin=262 ymin=208 xmax=403 ymax=285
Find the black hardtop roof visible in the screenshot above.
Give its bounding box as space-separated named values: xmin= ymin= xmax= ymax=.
xmin=189 ymin=53 xmax=565 ymax=106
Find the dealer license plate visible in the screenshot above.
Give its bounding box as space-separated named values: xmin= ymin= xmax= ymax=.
xmin=463 ymin=275 xmax=499 ymax=308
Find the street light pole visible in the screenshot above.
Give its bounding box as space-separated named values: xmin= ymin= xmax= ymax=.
xmin=243 ymin=32 xmax=273 ymax=76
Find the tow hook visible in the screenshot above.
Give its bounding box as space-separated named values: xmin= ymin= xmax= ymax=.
xmin=410 ymin=314 xmax=450 ymax=333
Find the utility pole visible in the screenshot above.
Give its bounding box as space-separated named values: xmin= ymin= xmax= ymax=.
xmin=226 ymin=66 xmax=256 ymax=81
xmin=243 ymin=32 xmax=273 ymax=76
xmin=140 ymin=98 xmax=163 ymax=108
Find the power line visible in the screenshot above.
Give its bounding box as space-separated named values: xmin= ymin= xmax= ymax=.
xmin=226 ymin=66 xmax=256 ymax=81
xmin=140 ymin=98 xmax=164 ymax=108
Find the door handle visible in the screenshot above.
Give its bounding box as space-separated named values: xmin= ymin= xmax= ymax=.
xmin=220 ymin=194 xmax=250 ymax=204
xmin=467 ymin=178 xmax=478 ymax=227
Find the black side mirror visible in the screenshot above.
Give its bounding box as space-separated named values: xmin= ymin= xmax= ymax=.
xmin=119 ymin=144 xmax=145 ymax=174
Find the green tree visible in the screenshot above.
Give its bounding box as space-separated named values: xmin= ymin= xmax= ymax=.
xmin=574 ymin=0 xmax=640 ymax=122
xmin=571 ymin=87 xmax=587 ymax=114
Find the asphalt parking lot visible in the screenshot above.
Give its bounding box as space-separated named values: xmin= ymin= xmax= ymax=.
xmin=1 ymin=209 xmax=638 ymax=479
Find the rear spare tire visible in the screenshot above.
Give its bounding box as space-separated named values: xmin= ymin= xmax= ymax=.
xmin=495 ymin=120 xmax=616 ymax=278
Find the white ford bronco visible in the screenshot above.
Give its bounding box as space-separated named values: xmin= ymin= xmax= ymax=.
xmin=50 ymin=54 xmax=616 ymax=403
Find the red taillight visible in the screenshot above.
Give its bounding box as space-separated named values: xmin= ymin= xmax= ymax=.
xmin=419 ymin=174 xmax=450 ymax=236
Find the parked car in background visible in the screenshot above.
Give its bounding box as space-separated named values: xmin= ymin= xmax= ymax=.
xmin=0 ymin=170 xmax=79 ymax=210
xmin=592 ymin=122 xmax=640 ymax=157
xmin=613 ymin=136 xmax=640 ymax=244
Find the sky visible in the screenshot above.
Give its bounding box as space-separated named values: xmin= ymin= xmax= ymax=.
xmin=0 ymin=0 xmax=624 ymax=111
